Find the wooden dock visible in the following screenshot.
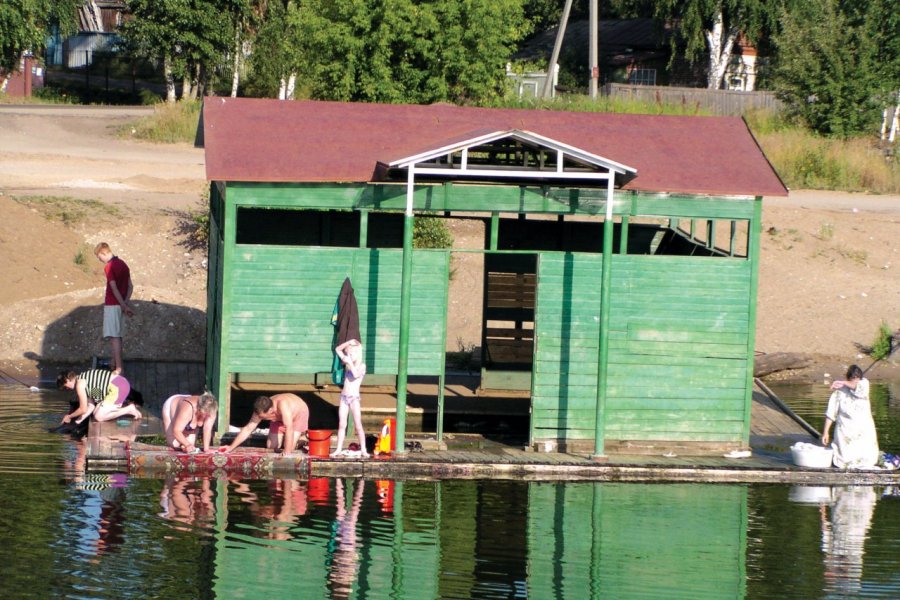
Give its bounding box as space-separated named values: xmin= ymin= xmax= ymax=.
xmin=81 ymin=363 xmax=900 ymax=484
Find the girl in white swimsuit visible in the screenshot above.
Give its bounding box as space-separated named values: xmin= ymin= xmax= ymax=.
xmin=332 ymin=339 xmax=368 ymax=457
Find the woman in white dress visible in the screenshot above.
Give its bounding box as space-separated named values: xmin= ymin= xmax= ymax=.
xmin=821 ymin=365 xmax=879 ymax=469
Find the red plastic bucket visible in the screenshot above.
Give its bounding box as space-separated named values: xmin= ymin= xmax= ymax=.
xmin=307 ymin=429 xmax=332 ymax=457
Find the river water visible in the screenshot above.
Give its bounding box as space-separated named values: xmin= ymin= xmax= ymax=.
xmin=1 ymin=382 xmax=899 ymax=599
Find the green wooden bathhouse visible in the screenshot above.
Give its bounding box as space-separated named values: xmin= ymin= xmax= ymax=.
xmin=201 ymin=97 xmax=786 ymax=455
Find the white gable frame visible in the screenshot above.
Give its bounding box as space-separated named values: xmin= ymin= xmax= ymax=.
xmin=389 ymin=129 xmax=636 ymax=220
xmin=388 ymin=129 xmax=637 ymax=183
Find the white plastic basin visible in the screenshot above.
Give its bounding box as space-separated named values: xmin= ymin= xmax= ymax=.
xmin=790 ymin=443 xmax=834 ymax=468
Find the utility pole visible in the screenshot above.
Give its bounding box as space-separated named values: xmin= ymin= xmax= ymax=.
xmin=542 ymin=0 xmax=574 ymax=99
xmin=589 ymin=0 xmax=599 ymax=98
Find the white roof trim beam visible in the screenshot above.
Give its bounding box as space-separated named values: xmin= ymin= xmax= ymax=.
xmin=411 ymin=167 xmax=613 ymax=181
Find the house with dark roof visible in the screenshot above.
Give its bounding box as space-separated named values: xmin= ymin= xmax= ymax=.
xmin=201 ymin=97 xmax=786 ymax=456
xmin=513 ymin=18 xmax=761 ymax=91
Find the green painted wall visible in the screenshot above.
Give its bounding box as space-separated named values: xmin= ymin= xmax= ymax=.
xmin=223 ymin=246 xmax=448 ymax=376
xmin=532 ymin=253 xmax=603 ymax=441
xmin=532 ymin=253 xmax=752 ymax=445
xmin=606 ymin=255 xmax=751 ymax=443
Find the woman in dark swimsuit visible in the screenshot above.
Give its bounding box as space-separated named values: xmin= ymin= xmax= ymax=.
xmin=162 ymin=392 xmax=217 ymax=453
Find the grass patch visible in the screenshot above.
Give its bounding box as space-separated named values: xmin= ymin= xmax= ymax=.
xmin=73 ymin=244 xmax=93 ymax=271
xmin=0 ymin=88 xmax=78 ymax=105
xmin=413 ymin=214 xmax=454 ymax=249
xmin=813 ymin=222 xmax=834 ymax=241
xmin=753 ymin=127 xmax=900 ymax=194
xmin=834 ymin=245 xmax=868 ymax=264
xmin=765 ymin=226 xmax=802 ymax=249
xmin=13 ymin=195 xmax=117 ymax=224
xmin=483 ymin=92 xmax=713 ymax=116
xmin=123 ymin=100 xmax=202 ymax=143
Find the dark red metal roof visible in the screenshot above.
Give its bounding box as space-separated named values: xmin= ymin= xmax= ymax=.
xmin=202 ymin=97 xmax=787 ymax=197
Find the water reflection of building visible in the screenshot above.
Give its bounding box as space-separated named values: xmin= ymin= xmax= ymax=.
xmin=210 ymin=479 xmax=748 ymax=598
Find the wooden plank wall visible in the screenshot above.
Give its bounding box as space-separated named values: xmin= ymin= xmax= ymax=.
xmin=224 ymin=247 xmax=448 ymax=376
xmin=532 ymin=253 xmax=752 ymax=445
xmin=606 ymin=255 xmax=751 ymax=443
xmin=532 ymin=253 xmax=603 ymax=440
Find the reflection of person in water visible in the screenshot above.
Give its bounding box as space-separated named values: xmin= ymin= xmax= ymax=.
xmin=328 ymin=479 xmax=364 ymax=600
xmin=158 ymin=477 xmax=215 ymax=530
xmin=252 ymin=478 xmax=309 ymax=541
xmin=820 ymin=486 xmax=878 ymax=595
xmin=93 ymin=482 xmax=127 ymax=557
xmin=66 ymin=438 xmax=128 ymax=557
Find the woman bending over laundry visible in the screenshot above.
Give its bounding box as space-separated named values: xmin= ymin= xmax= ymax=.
xmin=822 ymin=365 xmax=879 ymax=469
xmin=57 ymin=369 xmax=141 ymax=424
xmin=162 ymin=392 xmax=218 ymax=453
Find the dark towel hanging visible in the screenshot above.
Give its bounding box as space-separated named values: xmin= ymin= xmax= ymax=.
xmin=331 ymin=277 xmax=361 ymax=385
xmin=335 ymin=277 xmax=361 ymax=346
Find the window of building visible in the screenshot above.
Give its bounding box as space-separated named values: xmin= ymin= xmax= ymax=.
xmin=628 ymin=68 xmax=657 ymax=86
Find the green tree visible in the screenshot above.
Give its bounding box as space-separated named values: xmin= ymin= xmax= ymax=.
xmin=121 ymin=0 xmax=236 ymax=102
xmin=772 ymin=0 xmax=886 ymax=136
xmin=843 ymin=0 xmax=900 ymax=138
xmin=0 ymin=0 xmax=80 ymax=72
xmin=247 ymin=0 xmax=305 ymax=99
xmin=288 ymin=0 xmax=530 ymax=104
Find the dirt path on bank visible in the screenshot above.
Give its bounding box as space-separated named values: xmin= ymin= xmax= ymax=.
xmin=0 ymin=105 xmax=897 ymax=383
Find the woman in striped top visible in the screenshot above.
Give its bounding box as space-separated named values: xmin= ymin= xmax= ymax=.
xmin=57 ymin=369 xmax=141 ymax=424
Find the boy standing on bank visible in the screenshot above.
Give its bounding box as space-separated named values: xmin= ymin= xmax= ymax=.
xmin=95 ymin=242 xmax=133 ymax=375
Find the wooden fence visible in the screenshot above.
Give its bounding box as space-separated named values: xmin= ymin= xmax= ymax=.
xmin=602 ymin=83 xmax=783 ymax=116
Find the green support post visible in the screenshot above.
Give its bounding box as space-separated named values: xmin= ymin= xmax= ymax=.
xmin=729 ymin=220 xmax=737 ymax=256
xmin=742 ymin=198 xmax=763 ymax=445
xmin=437 ymin=250 xmax=450 ymax=444
xmin=396 ymin=166 xmax=416 ymax=453
xmin=359 ymin=210 xmax=369 ymax=248
xmin=217 ymin=198 xmax=237 ymax=432
xmin=618 ymin=215 xmax=629 ymax=254
xmin=593 ymin=179 xmax=615 ymax=460
xmin=490 ymin=212 xmax=499 ymax=250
